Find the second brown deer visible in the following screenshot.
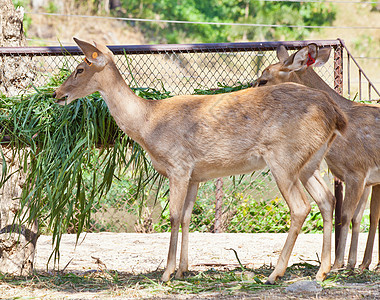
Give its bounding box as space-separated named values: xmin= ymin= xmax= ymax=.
xmin=254 ymin=44 xmax=380 ymax=271
xmin=54 ymin=38 xmax=347 ymax=284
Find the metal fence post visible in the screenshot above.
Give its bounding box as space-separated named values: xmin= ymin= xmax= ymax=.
xmin=214 ymin=177 xmax=224 ymax=233
xmin=333 ymin=42 xmax=344 ymax=252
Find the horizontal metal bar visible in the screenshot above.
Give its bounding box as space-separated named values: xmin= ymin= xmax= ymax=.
xmin=0 ymin=46 xmax=82 ymax=56
xmin=0 ymin=39 xmax=342 ymax=56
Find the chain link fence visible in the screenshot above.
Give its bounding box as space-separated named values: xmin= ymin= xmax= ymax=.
xmin=1 ymin=39 xmax=378 ymax=234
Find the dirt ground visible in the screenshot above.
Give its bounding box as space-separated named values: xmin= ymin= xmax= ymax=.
xmin=0 ymin=232 xmax=379 ymax=299
xmin=33 ymin=232 xmax=379 ymax=275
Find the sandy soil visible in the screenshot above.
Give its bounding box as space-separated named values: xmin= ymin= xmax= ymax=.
xmin=34 ymin=232 xmax=379 ymax=274
xmin=1 ymin=232 xmax=379 ymax=299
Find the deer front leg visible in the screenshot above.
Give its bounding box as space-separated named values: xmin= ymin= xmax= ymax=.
xmin=359 ymin=185 xmax=380 ymax=270
xmin=266 ymin=165 xmax=311 ymax=284
xmin=300 ymin=170 xmax=334 ymax=282
xmin=347 ymin=187 xmax=371 ymax=269
xmin=175 ymin=182 xmax=199 ymax=279
xmin=332 ymin=177 xmax=365 ymax=270
xmin=161 ymin=177 xmax=190 ymax=282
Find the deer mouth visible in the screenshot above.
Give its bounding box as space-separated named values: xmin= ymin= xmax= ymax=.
xmin=53 ymin=91 xmax=69 ymax=105
xmin=55 ymin=97 xmax=68 ymax=105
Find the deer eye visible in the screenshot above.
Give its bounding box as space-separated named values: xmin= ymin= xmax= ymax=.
xmin=76 ymin=68 xmax=84 ymax=75
xmin=258 ymin=80 xmax=268 ymax=87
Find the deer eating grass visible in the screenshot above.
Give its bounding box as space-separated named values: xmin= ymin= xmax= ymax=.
xmin=254 ymin=44 xmax=380 ymax=271
xmin=53 ymin=38 xmax=347 ymax=284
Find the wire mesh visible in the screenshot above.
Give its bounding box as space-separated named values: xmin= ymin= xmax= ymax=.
xmin=1 ymin=40 xmax=378 ymax=234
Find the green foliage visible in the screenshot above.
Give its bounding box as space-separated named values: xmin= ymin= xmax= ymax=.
xmin=15 ymin=0 xmax=336 ymax=43
xmin=227 ymin=195 xmax=291 ymax=233
xmin=194 ymin=81 xmax=251 ymax=95
xmin=360 ymin=208 xmax=370 ymax=232
xmin=45 ymin=1 xmax=59 ymax=14
xmin=1 ymin=83 xmax=122 ymax=256
xmin=154 ymin=183 xmax=293 ymax=234
xmin=114 ymin=0 xmax=336 ymax=43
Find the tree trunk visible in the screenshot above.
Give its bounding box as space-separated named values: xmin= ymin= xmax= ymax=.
xmin=0 ymin=0 xmax=38 ymax=275
xmin=0 ymin=149 xmax=38 ymax=275
xmin=0 ymin=1 xmax=35 ymax=96
xmin=104 ymin=0 xmax=110 ymax=14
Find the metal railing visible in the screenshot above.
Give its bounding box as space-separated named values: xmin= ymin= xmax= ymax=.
xmin=0 ymin=39 xmax=341 ymax=96
xmin=1 ymin=39 xmax=379 ymax=236
xmin=336 ymin=38 xmax=380 ymax=103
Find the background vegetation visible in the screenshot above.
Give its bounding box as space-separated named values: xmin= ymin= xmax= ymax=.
xmin=112 ymin=0 xmax=336 ymax=43
xmin=14 ymin=0 xmax=336 ymax=43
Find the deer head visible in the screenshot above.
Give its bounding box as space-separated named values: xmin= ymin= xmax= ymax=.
xmin=253 ymin=44 xmax=332 ymax=87
xmin=53 ymin=38 xmax=114 ymax=104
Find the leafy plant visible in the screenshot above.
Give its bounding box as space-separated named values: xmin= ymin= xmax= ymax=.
xmin=302 ymin=205 xmax=324 ymax=233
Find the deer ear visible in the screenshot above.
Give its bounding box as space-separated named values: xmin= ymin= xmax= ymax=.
xmin=307 ymin=43 xmax=318 ymax=60
xmin=313 ymin=46 xmax=332 ymax=67
xmin=93 ymin=41 xmax=114 ymax=57
xmin=74 ymin=37 xmax=107 ymax=68
xmin=282 ymin=46 xmax=309 ymax=71
xmin=276 ymin=45 xmax=289 ymax=63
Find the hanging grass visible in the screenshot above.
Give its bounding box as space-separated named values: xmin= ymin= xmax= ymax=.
xmin=0 ymin=68 xmax=171 ymax=261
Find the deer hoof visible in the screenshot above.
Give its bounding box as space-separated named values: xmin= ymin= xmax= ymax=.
xmin=265 ymin=273 xmax=279 ymax=285
xmin=316 ymin=270 xmax=327 ymax=282
xmin=331 ymin=261 xmax=344 ymax=271
xmin=175 ymin=270 xmax=186 ymax=279
xmin=161 ymin=271 xmax=172 ymax=282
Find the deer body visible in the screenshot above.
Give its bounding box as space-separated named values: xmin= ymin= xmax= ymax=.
xmin=254 ymin=44 xmax=380 ymax=271
xmin=54 ymin=38 xmax=347 ymax=284
xmin=144 ymin=86 xmax=339 ymax=182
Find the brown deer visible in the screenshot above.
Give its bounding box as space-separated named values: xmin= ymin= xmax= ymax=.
xmin=53 ymin=38 xmax=347 ymax=284
xmin=253 ymin=44 xmax=380 ymax=271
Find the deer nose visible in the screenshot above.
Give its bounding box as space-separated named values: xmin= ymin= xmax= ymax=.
xmin=52 ymin=91 xmax=56 ymax=98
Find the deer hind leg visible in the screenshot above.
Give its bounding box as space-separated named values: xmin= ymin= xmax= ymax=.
xmin=359 ymin=185 xmax=380 ymax=270
xmin=347 ymin=187 xmax=371 ymax=269
xmin=300 ymin=171 xmax=334 ymax=281
xmin=299 ymin=144 xmax=334 ymax=282
xmin=161 ymin=177 xmax=190 ymax=282
xmin=332 ymin=177 xmax=366 ymax=270
xmin=266 ymin=164 xmax=311 ymax=284
xmin=175 ymin=182 xmax=199 ymax=279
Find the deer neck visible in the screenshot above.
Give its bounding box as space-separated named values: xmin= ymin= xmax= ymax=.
xmin=294 ymin=68 xmax=353 ymax=110
xmin=98 ymin=64 xmax=150 ymax=143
